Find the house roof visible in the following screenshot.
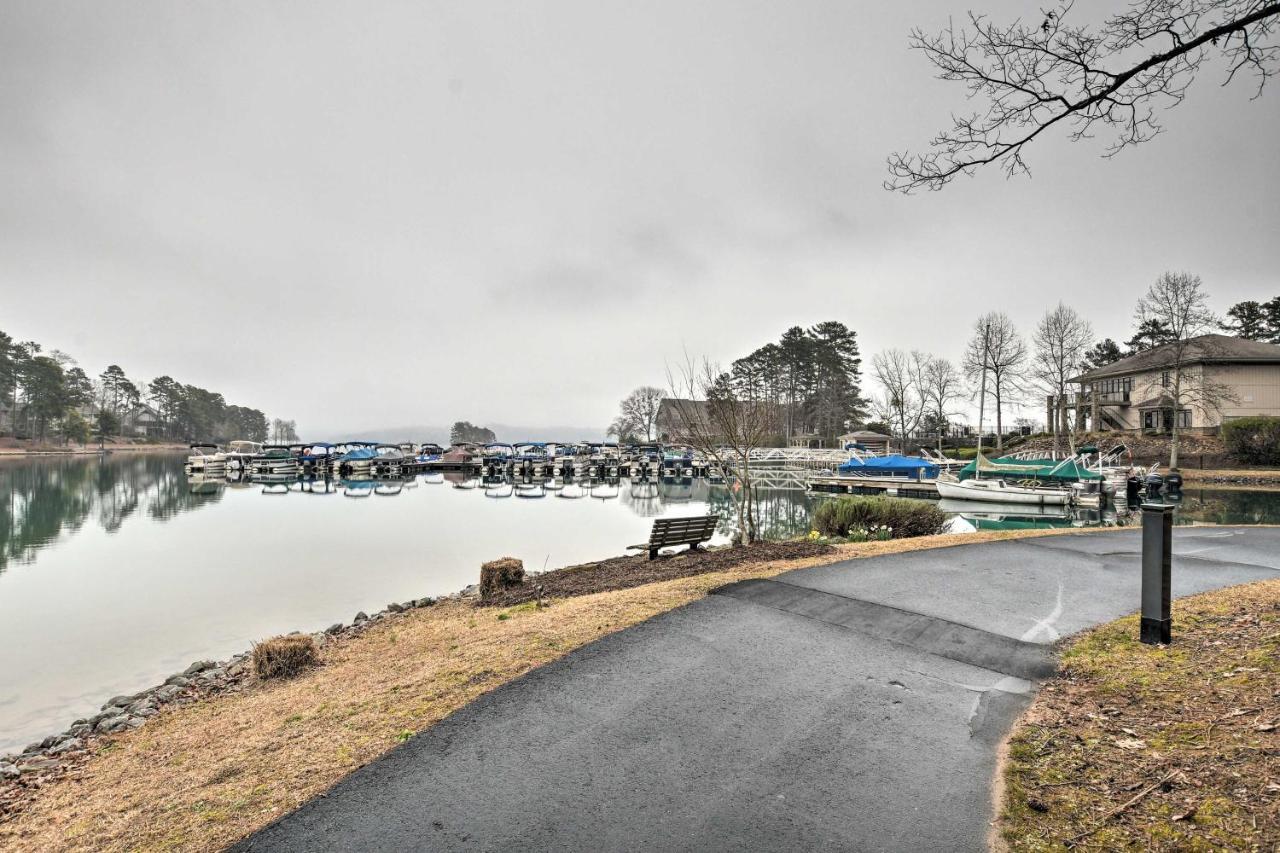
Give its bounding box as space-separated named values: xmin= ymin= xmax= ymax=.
xmin=657 ymin=397 xmax=781 ymax=433
xmin=1132 ymin=392 xmax=1175 ymax=409
xmin=657 ymin=398 xmax=708 ymax=418
xmin=1071 ymin=334 xmax=1280 ymax=383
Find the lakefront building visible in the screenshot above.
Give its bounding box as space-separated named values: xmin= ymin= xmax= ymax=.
xmin=1061 ymin=334 xmax=1280 ymax=434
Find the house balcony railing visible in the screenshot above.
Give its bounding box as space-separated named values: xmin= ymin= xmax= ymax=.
xmin=1052 ymin=390 xmax=1131 ymax=408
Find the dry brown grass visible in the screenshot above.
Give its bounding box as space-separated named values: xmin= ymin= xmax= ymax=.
xmin=0 ymin=527 xmax=1122 ymax=852
xmin=997 ymin=578 xmax=1280 ymax=852
xmin=251 ymin=636 xmax=319 ymax=680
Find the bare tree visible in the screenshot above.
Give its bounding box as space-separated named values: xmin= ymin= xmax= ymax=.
xmin=1031 ymin=303 xmax=1094 ymax=455
xmin=888 ymin=1 xmax=1280 ymax=192
xmin=1134 ymin=271 xmax=1238 ymax=468
xmin=962 ymin=313 xmax=1028 ymax=450
xmin=617 ymin=386 xmax=665 ymax=441
xmin=871 ymin=349 xmax=929 ymax=450
xmin=666 ymin=352 xmax=776 ymax=545
xmin=607 ymin=415 xmax=642 ymax=444
xmin=921 ymin=355 xmax=965 ymax=455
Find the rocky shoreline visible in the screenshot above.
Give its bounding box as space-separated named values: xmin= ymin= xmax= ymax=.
xmin=0 ymin=590 xmax=456 ymax=818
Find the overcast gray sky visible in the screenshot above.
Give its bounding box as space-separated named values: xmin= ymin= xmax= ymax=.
xmin=3 ymin=0 xmax=1277 ymax=436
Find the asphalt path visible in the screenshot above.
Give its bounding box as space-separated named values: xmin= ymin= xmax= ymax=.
xmin=236 ymin=527 xmax=1280 ymax=852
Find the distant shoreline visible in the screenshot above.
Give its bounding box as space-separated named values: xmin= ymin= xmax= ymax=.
xmin=0 ymin=443 xmax=188 ymax=460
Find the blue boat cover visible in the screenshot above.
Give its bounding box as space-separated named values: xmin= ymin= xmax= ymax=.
xmin=339 ymin=447 xmax=378 ymax=461
xmin=838 ymin=454 xmax=939 ymax=478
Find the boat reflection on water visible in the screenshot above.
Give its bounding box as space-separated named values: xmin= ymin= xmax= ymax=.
xmin=939 ymin=498 xmax=1127 ymax=532
xmin=558 ymin=482 xmax=586 ymax=499
xmin=485 ymin=480 xmax=514 ymax=499
xmin=659 ymin=476 xmax=695 ymax=503
xmin=186 ymin=474 xmax=225 ymax=496
xmin=589 ymin=480 xmax=620 ymax=500
xmin=297 ymin=478 xmax=338 ymax=496
xmin=445 ymin=472 xmax=480 ymax=490
xmin=342 ymin=479 xmax=376 ymax=498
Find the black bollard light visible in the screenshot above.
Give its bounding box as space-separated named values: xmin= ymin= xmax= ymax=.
xmin=1140 ymin=502 xmax=1175 ymax=645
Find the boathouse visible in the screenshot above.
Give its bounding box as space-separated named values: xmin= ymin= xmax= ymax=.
xmin=838 ymin=430 xmax=891 ymax=454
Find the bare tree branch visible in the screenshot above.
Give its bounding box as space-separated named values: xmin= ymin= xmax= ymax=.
xmin=887 ymin=0 xmax=1280 ymax=192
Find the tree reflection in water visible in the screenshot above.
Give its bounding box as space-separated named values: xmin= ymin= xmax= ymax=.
xmin=0 ymin=454 xmax=222 ymax=574
xmin=1173 ymin=488 xmax=1280 ymax=526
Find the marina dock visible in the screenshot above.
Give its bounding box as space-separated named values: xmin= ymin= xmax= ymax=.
xmin=807 ymin=475 xmax=941 ymax=500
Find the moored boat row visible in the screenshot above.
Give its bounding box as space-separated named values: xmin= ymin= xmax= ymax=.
xmin=185 ymin=440 xmax=446 ymax=479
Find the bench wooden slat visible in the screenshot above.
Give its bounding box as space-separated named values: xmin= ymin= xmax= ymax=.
xmin=627 ymin=514 xmax=720 ymax=560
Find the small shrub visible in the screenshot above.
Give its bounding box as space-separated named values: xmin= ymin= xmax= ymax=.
xmin=1222 ymin=416 xmax=1280 ymax=466
xmin=252 ymin=635 xmax=320 ymax=680
xmin=813 ymin=496 xmax=947 ymax=540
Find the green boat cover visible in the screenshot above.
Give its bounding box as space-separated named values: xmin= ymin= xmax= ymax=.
xmin=957 ymin=452 xmax=1103 ymax=483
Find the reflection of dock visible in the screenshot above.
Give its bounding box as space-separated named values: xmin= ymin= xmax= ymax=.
xmin=807 ymin=475 xmax=940 ymax=500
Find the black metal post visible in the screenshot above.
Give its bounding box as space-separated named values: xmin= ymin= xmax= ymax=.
xmin=1140 ymin=503 xmax=1174 ymax=644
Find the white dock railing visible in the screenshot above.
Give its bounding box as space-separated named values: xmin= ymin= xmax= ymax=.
xmin=742 ymin=447 xmax=867 ymax=468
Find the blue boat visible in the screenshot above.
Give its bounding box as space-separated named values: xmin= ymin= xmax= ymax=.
xmin=298 ymin=442 xmax=337 ymax=473
xmin=336 ymin=442 xmax=379 ymax=475
xmin=837 ymin=454 xmax=940 ymax=480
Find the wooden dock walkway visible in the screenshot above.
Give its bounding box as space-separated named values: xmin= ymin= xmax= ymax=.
xmin=807 ymin=475 xmax=941 ymax=500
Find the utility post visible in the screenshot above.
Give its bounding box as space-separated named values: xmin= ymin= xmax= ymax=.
xmin=1140 ymin=503 xmax=1175 ymax=645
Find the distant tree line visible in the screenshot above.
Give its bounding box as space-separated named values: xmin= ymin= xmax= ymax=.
xmin=450 ymin=421 xmax=496 ymax=444
xmin=0 ymin=328 xmax=280 ymax=444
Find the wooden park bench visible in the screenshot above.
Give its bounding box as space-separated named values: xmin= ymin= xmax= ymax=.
xmin=628 ymin=515 xmax=719 ymax=561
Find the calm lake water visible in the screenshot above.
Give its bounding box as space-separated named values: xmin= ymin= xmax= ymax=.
xmin=2 ymin=452 xmax=1279 ymax=754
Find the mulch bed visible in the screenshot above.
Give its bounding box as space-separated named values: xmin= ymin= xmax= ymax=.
xmin=478 ymin=540 xmax=833 ymax=608
xmin=999 ymin=579 xmax=1280 ymax=851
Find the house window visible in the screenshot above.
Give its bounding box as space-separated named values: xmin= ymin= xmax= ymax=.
xmin=1177 ymin=410 xmax=1192 ymax=428
xmin=1143 ymin=411 xmax=1156 ymax=430
xmin=1161 ymin=371 xmax=1170 ymax=388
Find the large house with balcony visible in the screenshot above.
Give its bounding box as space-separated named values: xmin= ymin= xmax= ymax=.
xmin=1061 ymin=334 xmax=1280 ymax=434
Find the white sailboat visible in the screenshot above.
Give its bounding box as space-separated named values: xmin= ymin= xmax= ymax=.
xmin=936 ymin=477 xmax=1073 ymax=506
xmin=937 ymin=437 xmax=1075 ymax=506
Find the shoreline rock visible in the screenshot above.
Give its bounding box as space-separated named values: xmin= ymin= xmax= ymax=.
xmin=0 ymin=579 xmax=453 ymax=802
